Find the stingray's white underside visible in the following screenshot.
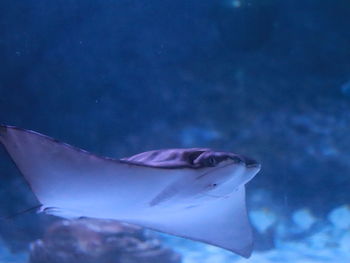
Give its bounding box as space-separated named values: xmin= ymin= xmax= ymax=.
xmin=0 ymin=126 xmax=253 ymax=258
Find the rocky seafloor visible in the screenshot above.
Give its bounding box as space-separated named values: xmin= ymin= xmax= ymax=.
xmin=1 ymin=200 xmax=350 ymax=263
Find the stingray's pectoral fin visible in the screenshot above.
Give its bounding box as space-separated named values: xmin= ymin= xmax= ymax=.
xmin=0 ymin=125 xmax=125 ymax=214
xmin=129 ymin=186 xmax=253 ymax=258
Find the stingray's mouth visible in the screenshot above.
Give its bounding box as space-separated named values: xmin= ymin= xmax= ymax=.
xmin=232 ymin=154 xmax=259 ymax=168
xmin=201 ymin=193 xmax=231 ymax=199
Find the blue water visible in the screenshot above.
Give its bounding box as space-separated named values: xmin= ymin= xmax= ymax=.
xmin=1 ymin=0 xmax=350 ymax=262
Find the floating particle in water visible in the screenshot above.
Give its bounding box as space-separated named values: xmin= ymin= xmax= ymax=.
xmin=215 ymin=0 xmax=278 ymax=51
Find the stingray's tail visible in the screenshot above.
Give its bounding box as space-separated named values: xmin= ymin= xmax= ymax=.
xmin=0 ymin=205 xmax=42 ymax=221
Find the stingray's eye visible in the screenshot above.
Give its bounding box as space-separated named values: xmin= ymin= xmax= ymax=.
xmin=206 ymin=157 xmax=217 ymax=166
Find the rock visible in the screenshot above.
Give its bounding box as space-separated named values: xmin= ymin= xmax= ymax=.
xmin=29 ymin=218 xmax=181 ymax=263
xmin=0 ymin=237 xmax=29 ymax=263
xmin=250 ymin=208 xmax=277 ymax=234
xmin=339 ymin=231 xmax=350 ymax=252
xmin=306 ymin=226 xmax=332 ymax=250
xmin=249 ymin=207 xmax=277 ymax=251
xmin=292 ymin=208 xmax=316 ymax=231
xmin=328 ymin=205 xmax=350 ymax=229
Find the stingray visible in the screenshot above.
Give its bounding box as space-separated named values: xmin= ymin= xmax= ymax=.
xmin=0 ymin=125 xmax=261 ymax=258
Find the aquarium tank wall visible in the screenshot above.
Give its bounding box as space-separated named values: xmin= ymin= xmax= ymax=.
xmin=1 ymin=0 xmax=350 ymax=262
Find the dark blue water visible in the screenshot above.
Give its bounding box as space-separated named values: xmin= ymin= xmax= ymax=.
xmin=1 ymin=1 xmax=350 ymax=262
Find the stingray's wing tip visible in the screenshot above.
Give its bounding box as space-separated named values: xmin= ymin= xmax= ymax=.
xmin=238 ymin=228 xmax=254 ymax=258
xmin=0 ymin=124 xmax=8 ymax=141
xmin=0 ymin=124 xmax=25 ymax=131
xmin=224 ymin=243 xmax=252 ymax=258
xmin=0 ymin=124 xmax=16 ymax=136
xmin=0 ymin=125 xmax=19 ymax=143
xmin=226 ymin=238 xmax=253 ymax=258
xmin=240 ymin=247 xmax=253 ymax=258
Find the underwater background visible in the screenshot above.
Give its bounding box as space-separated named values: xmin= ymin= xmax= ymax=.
xmin=1 ymin=0 xmax=350 ymax=262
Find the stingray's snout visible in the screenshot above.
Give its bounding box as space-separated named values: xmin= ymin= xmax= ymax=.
xmin=244 ymin=156 xmax=259 ymax=168
xmin=231 ymin=154 xmax=260 ymax=169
